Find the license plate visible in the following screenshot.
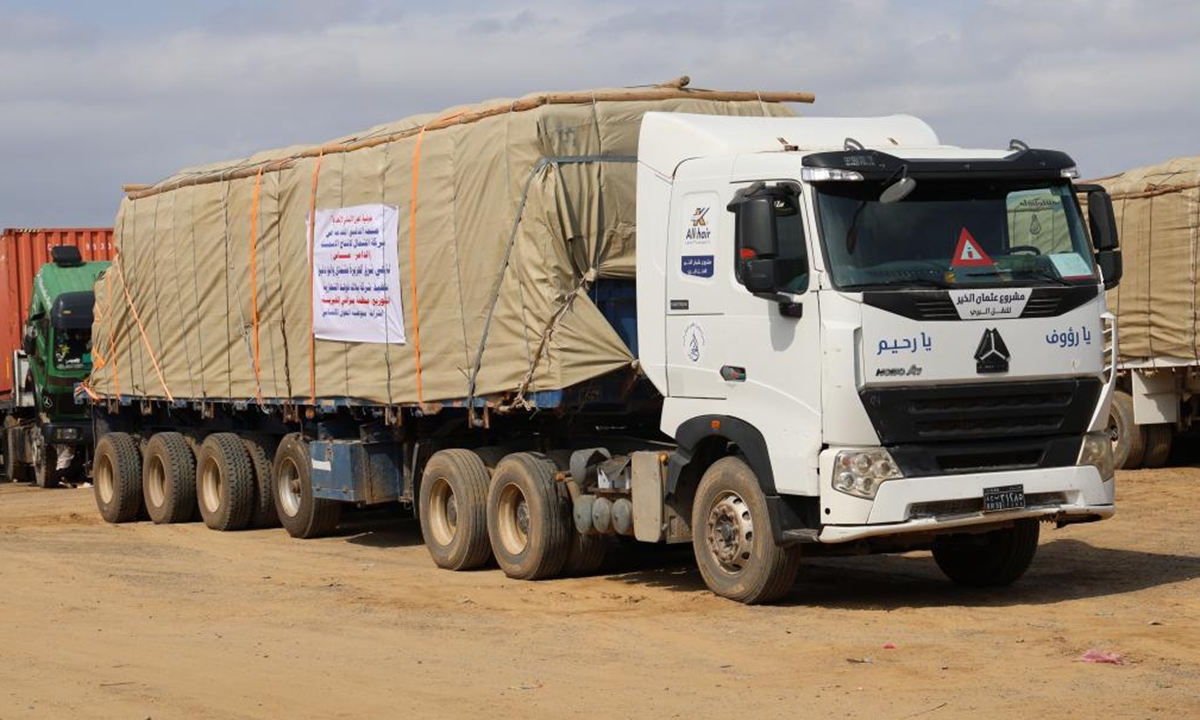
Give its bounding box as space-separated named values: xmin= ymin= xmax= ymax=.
xmin=983 ymin=484 xmax=1025 ymax=513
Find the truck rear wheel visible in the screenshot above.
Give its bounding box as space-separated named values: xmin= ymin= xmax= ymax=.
xmin=94 ymin=432 xmax=143 ymax=523
xmin=544 ymin=450 xmax=608 ymax=577
xmin=196 ymin=433 xmax=255 ymax=531
xmin=1141 ymin=424 xmax=1174 ymax=469
xmin=142 ymin=432 xmax=197 ymax=524
xmin=273 ymin=433 xmax=341 ymax=539
xmin=932 ymin=519 xmax=1040 ymax=587
xmin=1108 ymin=391 xmax=1144 ymax=470
xmin=486 ymin=452 xmax=570 ymax=580
xmin=692 ymin=457 xmax=800 ymax=604
xmin=242 ymin=434 xmax=281 ymax=528
xmin=419 ymin=449 xmax=493 ymax=570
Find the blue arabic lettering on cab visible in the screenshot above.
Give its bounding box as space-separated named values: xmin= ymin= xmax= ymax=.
xmin=876 ymin=332 xmax=934 ymax=356
xmin=1044 ymin=326 xmax=1093 ymax=348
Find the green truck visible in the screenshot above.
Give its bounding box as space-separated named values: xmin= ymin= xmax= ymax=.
xmin=2 ymin=245 xmax=110 ymax=487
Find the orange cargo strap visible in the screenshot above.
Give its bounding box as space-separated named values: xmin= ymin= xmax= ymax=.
xmin=308 ymin=152 xmax=324 ymax=404
xmin=405 ymin=111 xmax=461 ymax=403
xmin=114 ymin=260 xmax=174 ymax=402
xmin=249 ymin=168 xmax=264 ymax=405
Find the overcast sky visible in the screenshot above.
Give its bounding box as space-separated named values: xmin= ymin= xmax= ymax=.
xmin=2 ymin=0 xmax=1197 ymax=227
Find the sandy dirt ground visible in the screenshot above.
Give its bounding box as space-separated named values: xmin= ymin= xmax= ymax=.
xmin=2 ymin=468 xmax=1199 ymax=720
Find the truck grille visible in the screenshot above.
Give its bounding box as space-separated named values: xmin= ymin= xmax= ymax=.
xmin=860 ymin=379 xmax=1102 ymax=445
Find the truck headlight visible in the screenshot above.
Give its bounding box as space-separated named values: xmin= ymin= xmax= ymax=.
xmin=52 ymin=426 xmax=81 ymax=442
xmin=1078 ymin=432 xmax=1114 ymax=481
xmin=832 ymin=448 xmax=903 ymax=499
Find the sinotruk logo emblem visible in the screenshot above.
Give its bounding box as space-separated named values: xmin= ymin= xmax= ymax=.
xmin=974 ymin=328 xmax=1010 ymax=374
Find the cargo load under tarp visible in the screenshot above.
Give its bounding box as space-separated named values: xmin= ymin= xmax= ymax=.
xmin=1092 ymin=156 xmax=1200 ymax=362
xmin=88 ymin=79 xmax=809 ymax=408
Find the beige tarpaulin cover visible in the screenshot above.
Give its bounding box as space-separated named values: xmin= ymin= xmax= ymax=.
xmin=1092 ymin=156 xmax=1200 ymax=362
xmin=88 ymin=83 xmax=802 ymax=406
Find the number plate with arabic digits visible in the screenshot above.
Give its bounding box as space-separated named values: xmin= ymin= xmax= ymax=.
xmin=983 ymin=484 xmax=1025 ymax=513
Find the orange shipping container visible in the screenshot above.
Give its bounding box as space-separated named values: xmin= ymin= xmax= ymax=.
xmin=0 ymin=228 xmax=114 ymax=402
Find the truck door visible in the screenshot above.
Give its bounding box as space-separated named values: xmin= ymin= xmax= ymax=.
xmin=665 ymin=186 xmax=728 ymax=399
xmin=667 ymin=173 xmax=823 ymax=495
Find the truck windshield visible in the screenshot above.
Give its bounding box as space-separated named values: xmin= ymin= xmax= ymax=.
xmin=53 ymin=328 xmax=92 ymax=371
xmin=815 ymin=179 xmax=1096 ymax=290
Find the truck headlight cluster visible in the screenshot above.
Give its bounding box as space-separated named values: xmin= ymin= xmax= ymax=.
xmin=832 ymin=449 xmax=903 ymax=499
xmin=1077 ymin=432 xmax=1115 ymax=481
xmin=52 ymin=426 xmax=81 ymax=442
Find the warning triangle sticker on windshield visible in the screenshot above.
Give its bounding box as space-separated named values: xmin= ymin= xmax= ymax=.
xmin=951 ymin=228 xmax=994 ymax=267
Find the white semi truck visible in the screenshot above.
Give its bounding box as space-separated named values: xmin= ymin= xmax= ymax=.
xmin=625 ymin=113 xmax=1121 ymax=601
xmin=88 ymin=90 xmax=1122 ymax=604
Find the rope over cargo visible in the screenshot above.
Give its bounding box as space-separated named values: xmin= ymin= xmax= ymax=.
xmin=125 ymin=80 xmax=815 ymax=201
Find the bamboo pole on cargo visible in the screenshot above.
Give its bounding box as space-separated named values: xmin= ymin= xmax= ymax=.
xmin=126 ymin=82 xmax=815 ymax=200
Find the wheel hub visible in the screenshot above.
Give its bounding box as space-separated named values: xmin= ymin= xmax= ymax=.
xmin=706 ymin=492 xmax=754 ymax=573
xmin=445 ymin=494 xmax=459 ymax=528
xmin=515 ymin=499 xmax=530 ymax=537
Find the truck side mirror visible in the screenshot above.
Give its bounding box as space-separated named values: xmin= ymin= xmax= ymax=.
xmin=1087 ymin=189 xmax=1118 ymax=251
xmin=1097 ymin=250 xmax=1122 ymax=290
xmin=22 ymin=329 xmax=36 ymax=356
xmin=734 ymin=195 xmax=779 ymax=261
xmin=730 ymin=185 xmax=800 ymax=294
xmin=1085 ymin=189 xmax=1121 ymax=289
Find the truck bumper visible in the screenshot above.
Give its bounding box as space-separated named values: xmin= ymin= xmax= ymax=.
xmin=41 ymin=420 xmax=93 ymax=446
xmin=818 ymin=465 xmax=1113 ymax=544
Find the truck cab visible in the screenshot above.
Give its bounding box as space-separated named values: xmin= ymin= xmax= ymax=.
xmin=7 ymin=246 xmax=109 ymax=486
xmin=635 ymin=113 xmax=1120 ymax=601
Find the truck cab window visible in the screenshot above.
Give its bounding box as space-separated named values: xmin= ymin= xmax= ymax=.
xmin=773 ymin=199 xmax=809 ymax=294
xmin=735 ymin=190 xmax=810 ymax=294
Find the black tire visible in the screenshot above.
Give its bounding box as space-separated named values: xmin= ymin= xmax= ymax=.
xmin=196 ymin=433 xmax=255 ymax=531
xmin=486 ymin=452 xmax=571 ymax=580
xmin=142 ymin=432 xmax=197 ymax=524
xmin=561 ymin=532 xmax=608 ymax=577
xmin=94 ymin=433 xmax=143 ymax=523
xmin=692 ymin=456 xmax=800 ymax=604
xmin=932 ymin=519 xmax=1040 ymax=587
xmin=273 ymin=433 xmax=341 ymax=539
xmin=1141 ymin=424 xmax=1174 ymax=469
xmin=242 ymin=433 xmax=281 ymax=528
xmin=543 ymin=449 xmax=607 ymax=577
xmin=1109 ymin=391 xmax=1144 ymax=470
xmin=419 ymin=449 xmax=493 ymax=570
xmin=33 ymin=436 xmax=60 ymax=489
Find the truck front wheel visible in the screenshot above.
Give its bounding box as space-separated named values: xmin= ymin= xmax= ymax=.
xmin=486 ymin=453 xmax=570 ymax=580
xmin=932 ymin=519 xmax=1040 ymax=587
xmin=692 ymin=457 xmax=800 ymax=604
xmin=272 ymin=434 xmax=341 ymax=539
xmin=419 ymin=449 xmax=493 ymax=570
xmin=94 ymin=433 xmax=143 ymax=523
